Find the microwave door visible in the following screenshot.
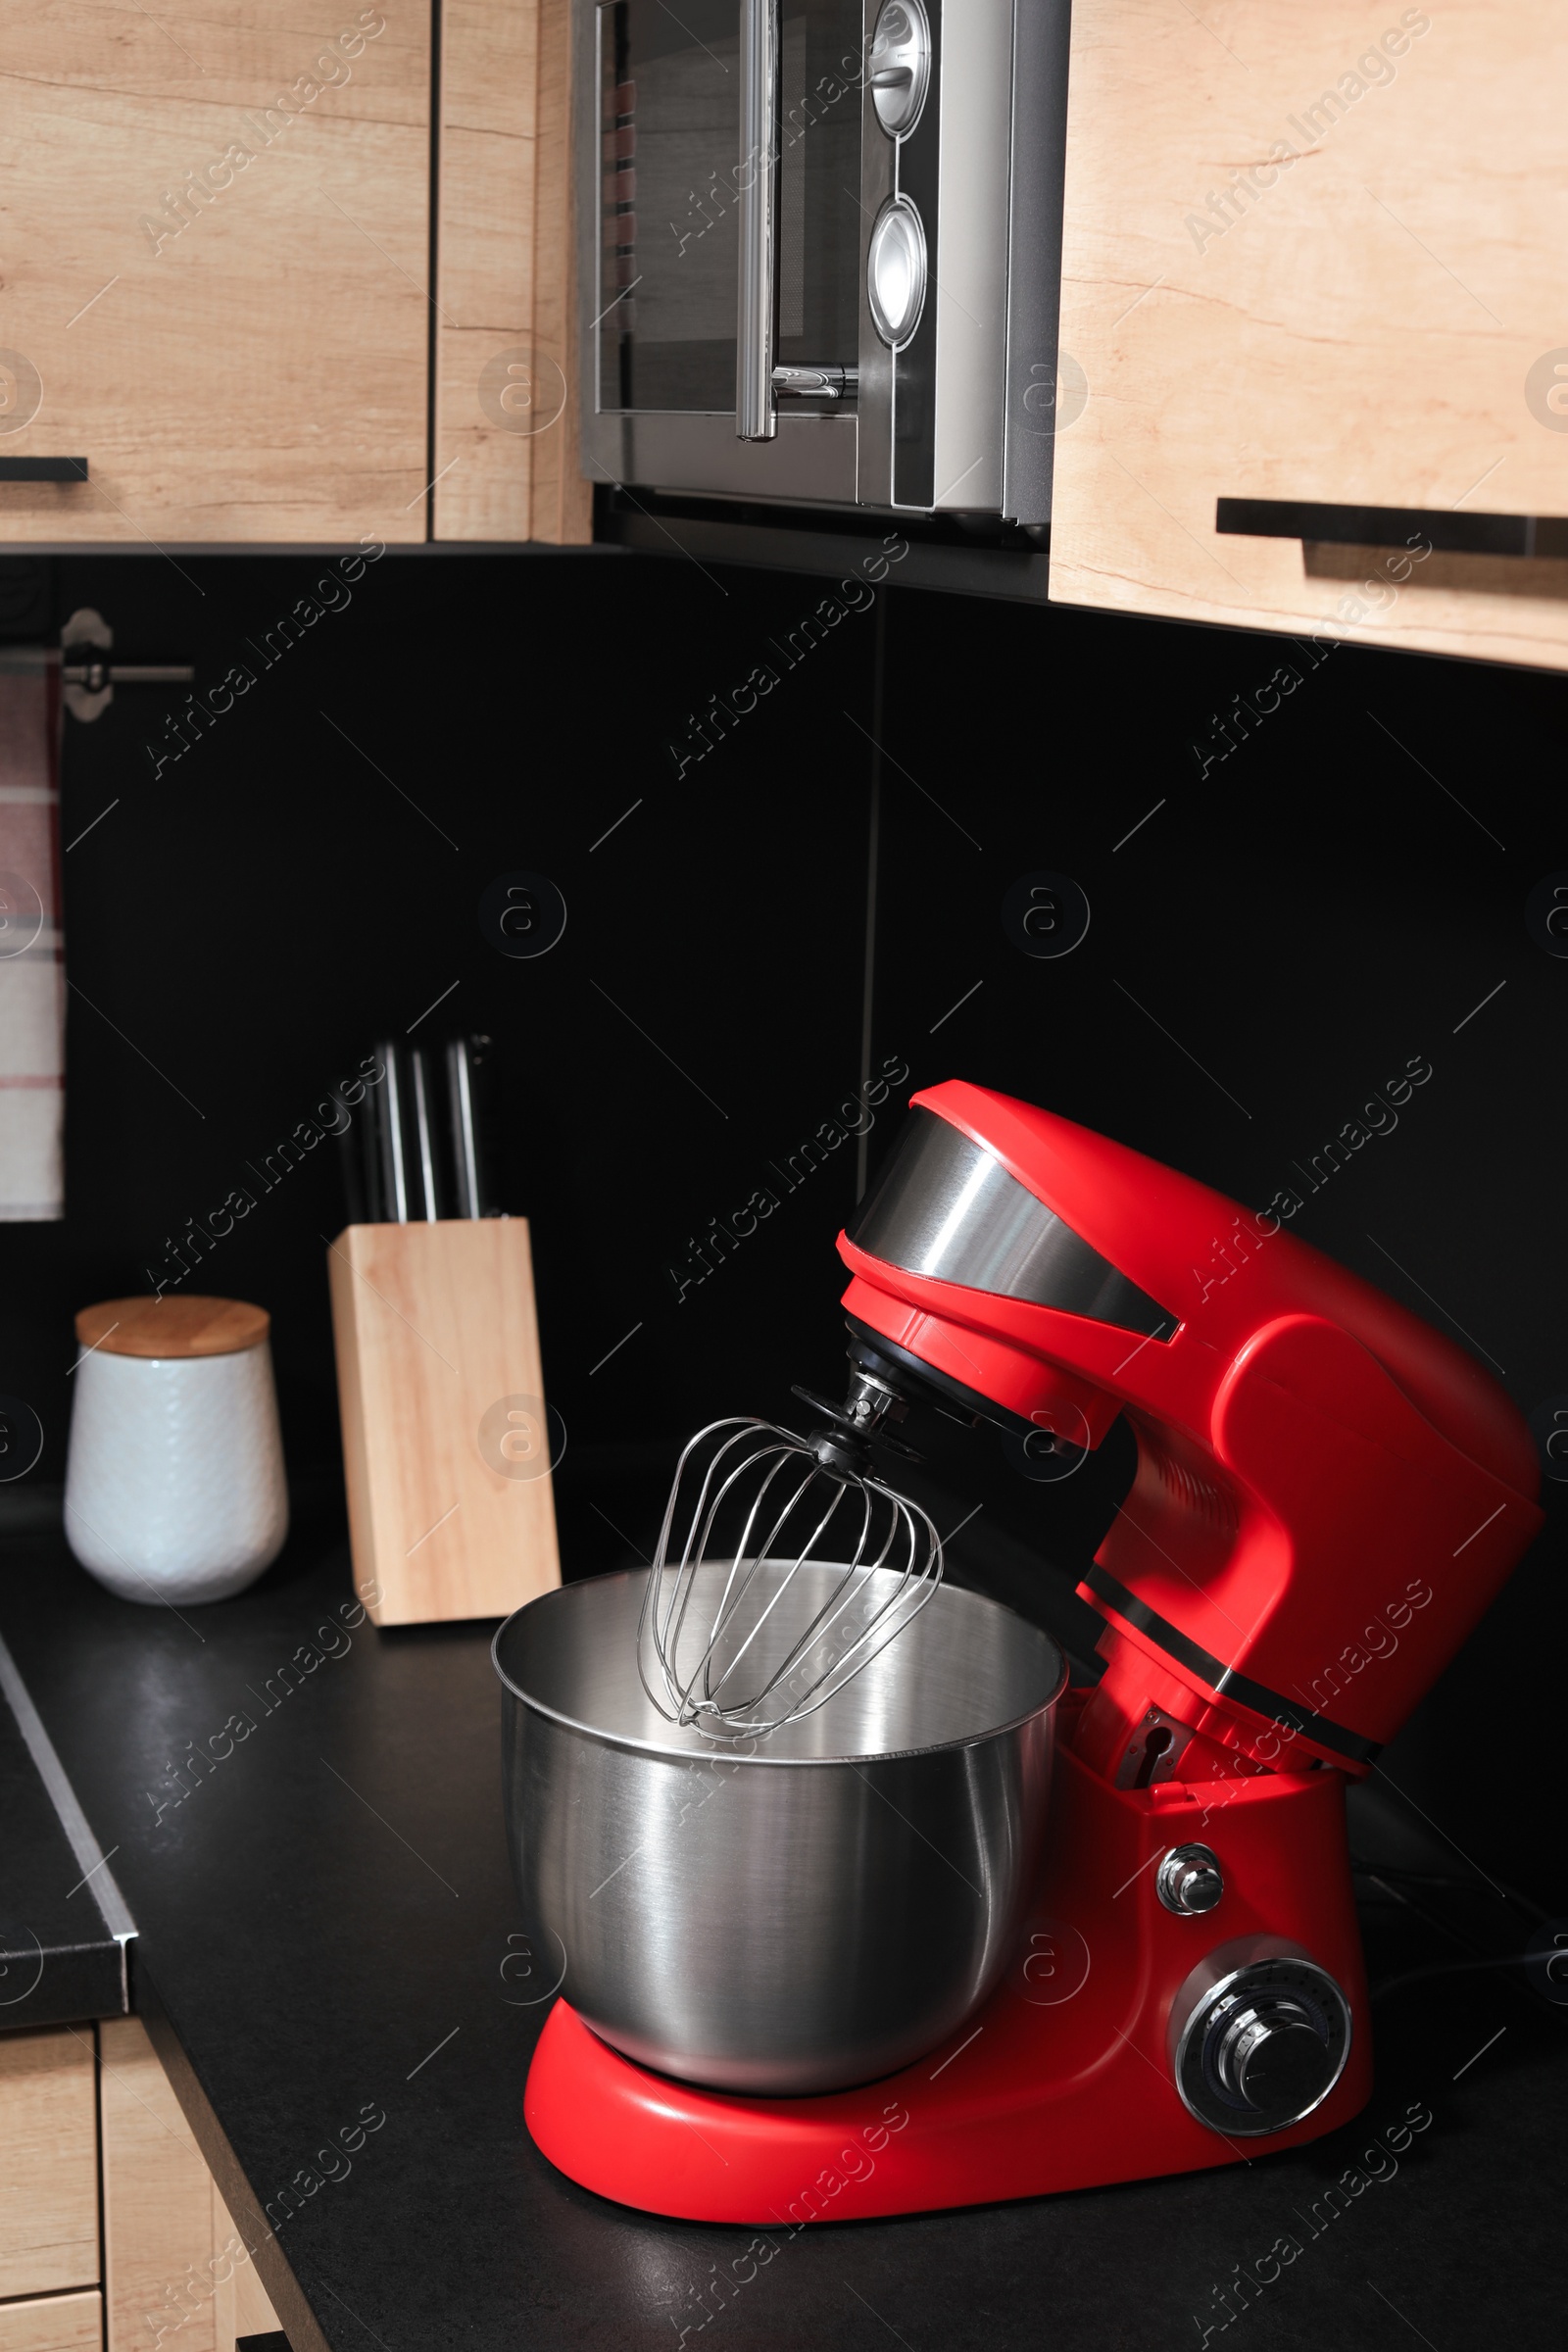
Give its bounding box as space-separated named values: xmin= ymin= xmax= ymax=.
xmin=580 ymin=0 xmax=862 ymax=503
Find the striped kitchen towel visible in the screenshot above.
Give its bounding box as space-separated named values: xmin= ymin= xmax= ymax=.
xmin=0 ymin=662 xmax=64 ymax=1219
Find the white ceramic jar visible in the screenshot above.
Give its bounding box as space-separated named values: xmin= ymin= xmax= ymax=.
xmin=65 ymin=1296 xmax=288 ymax=1605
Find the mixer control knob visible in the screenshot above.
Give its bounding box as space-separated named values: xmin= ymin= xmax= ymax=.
xmin=1156 ymin=1843 xmax=1224 ymax=1916
xmin=1170 ymin=1945 xmax=1352 ymax=2136
xmin=1214 ymin=2002 xmax=1326 ymax=2113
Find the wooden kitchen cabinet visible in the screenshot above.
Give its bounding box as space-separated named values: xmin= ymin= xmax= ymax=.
xmin=0 ymin=2020 xmax=281 ymax=2352
xmin=0 ymin=0 xmax=590 ymax=548
xmin=0 ymin=2028 xmax=98 ymax=2299
xmin=432 ymin=0 xmax=591 ymax=543
xmin=1051 ymin=1 xmax=1568 ymax=669
xmin=0 ymin=2 xmax=432 ymax=544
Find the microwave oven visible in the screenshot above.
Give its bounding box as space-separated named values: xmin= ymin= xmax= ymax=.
xmin=574 ymin=0 xmax=1071 ymax=524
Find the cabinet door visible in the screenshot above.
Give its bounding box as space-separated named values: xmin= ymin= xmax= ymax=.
xmin=100 ymin=2018 xmax=281 ymax=2352
xmin=0 ymin=2028 xmax=98 ymax=2298
xmin=1051 ymin=1 xmax=1568 ymax=669
xmin=0 ymin=3 xmax=430 ymax=544
xmin=432 ymin=0 xmax=591 ymax=541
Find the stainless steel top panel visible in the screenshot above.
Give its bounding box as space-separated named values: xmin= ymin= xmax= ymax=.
xmin=849 ymin=1108 xmax=1177 ymax=1337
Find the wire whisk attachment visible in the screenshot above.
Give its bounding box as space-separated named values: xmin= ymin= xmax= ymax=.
xmin=637 ymin=1415 xmax=944 ymax=1741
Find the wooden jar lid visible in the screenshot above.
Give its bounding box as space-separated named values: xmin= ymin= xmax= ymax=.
xmin=74 ymin=1297 xmax=270 ymax=1359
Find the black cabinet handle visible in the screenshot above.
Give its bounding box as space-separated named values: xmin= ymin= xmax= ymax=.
xmin=1217 ymin=496 xmax=1568 ymax=560
xmin=0 ymin=457 xmax=89 ymax=483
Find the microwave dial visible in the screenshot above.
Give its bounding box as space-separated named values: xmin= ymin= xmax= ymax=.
xmin=868 ymin=0 xmax=931 ymax=139
xmin=867 ymin=196 xmax=928 ymax=349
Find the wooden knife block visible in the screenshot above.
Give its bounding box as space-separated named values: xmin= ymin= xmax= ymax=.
xmin=327 ymin=1220 xmax=562 ymax=1626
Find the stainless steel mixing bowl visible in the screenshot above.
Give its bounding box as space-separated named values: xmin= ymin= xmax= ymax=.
xmin=493 ymin=1561 xmax=1065 ymax=2094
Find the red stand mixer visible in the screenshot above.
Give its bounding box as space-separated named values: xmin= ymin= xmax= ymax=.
xmin=524 ymin=1081 xmax=1541 ymax=2221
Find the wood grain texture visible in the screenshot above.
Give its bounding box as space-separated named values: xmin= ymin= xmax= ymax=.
xmin=102 ymin=2015 xmax=217 ymax=2352
xmin=100 ymin=2019 xmax=281 ymax=2352
xmin=432 ymin=0 xmax=539 ymax=539
xmin=327 ymin=1219 xmax=562 ymax=1624
xmin=528 ymin=0 xmax=593 ymax=545
xmin=0 ymin=2291 xmax=102 ymax=2352
xmin=1052 ymin=0 xmax=1568 ymax=668
xmin=209 ymin=2190 xmax=283 ymax=2352
xmin=432 ymin=0 xmax=591 ymax=542
xmin=75 ymin=1296 xmax=269 ymax=1358
xmin=0 ymin=2 xmax=431 ymax=544
xmin=0 ymin=2029 xmax=98 ymax=2299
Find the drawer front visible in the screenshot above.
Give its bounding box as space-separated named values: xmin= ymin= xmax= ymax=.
xmin=0 ymin=2291 xmax=102 ymax=2352
xmin=0 ymin=2029 xmax=98 ymax=2298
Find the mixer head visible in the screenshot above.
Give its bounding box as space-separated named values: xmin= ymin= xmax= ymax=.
xmin=834 ymin=1081 xmax=1544 ymax=1780
xmin=643 ymin=1080 xmax=1541 ymax=1771
xmin=638 ymin=1409 xmax=944 ymax=1741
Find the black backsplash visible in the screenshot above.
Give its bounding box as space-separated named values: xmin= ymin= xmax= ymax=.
xmin=2 ymin=547 xmax=1562 ymax=1900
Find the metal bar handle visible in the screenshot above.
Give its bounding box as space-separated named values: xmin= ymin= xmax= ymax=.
xmin=736 ymin=0 xmax=779 ymax=441
xmin=0 ymin=458 xmax=88 ymax=482
xmin=1216 ymin=496 xmax=1566 ymax=560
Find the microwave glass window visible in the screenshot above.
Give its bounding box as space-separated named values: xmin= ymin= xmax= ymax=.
xmin=599 ymin=0 xmax=862 ymax=415
xmin=599 ymin=0 xmax=740 ymax=413
xmin=775 ymin=0 xmax=862 ymax=373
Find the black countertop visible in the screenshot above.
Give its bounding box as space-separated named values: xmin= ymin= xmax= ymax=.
xmin=1 ymin=1503 xmax=1563 ymax=2352
xmin=0 ymin=1627 xmax=128 ymax=2026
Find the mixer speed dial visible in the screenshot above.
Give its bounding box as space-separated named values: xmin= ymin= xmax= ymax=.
xmin=1170 ymin=1944 xmax=1351 ymax=2136
xmin=1213 ymin=2001 xmax=1325 ymax=2111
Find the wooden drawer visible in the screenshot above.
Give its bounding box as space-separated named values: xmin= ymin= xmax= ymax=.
xmin=1052 ymin=0 xmax=1568 ymax=669
xmin=0 ymin=2291 xmax=102 ymax=2352
xmin=0 ymin=2028 xmax=98 ymax=2298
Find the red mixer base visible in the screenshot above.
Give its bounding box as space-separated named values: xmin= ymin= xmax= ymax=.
xmin=524 ymin=1747 xmax=1373 ymax=2222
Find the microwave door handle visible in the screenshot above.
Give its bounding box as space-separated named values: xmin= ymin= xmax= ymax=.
xmin=736 ymin=0 xmax=778 ymax=440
